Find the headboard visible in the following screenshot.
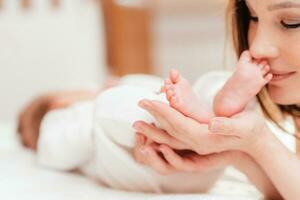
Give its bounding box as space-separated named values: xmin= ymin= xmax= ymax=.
xmin=100 ymin=0 xmax=153 ymax=76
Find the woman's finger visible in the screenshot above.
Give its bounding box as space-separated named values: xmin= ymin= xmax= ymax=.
xmin=159 ymin=145 xmax=211 ymax=172
xmin=138 ymin=100 xmax=199 ymax=143
xmin=209 ymin=112 xmax=259 ymax=137
xmin=142 ymin=145 xmax=176 ymax=175
xmin=159 ymin=85 xmax=166 ymax=93
xmin=160 ymin=145 xmax=232 ymax=173
xmin=138 ymin=100 xmax=174 ymax=130
xmin=133 ymin=133 xmax=147 ymax=164
xmin=138 ymin=100 xmax=236 ymax=154
xmin=159 ymin=145 xmax=196 ymax=172
xmin=138 ymin=100 xmax=246 ymax=154
xmin=133 ymin=121 xmax=188 ymax=150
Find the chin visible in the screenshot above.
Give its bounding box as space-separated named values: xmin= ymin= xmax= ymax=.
xmin=267 ymin=85 xmax=298 ymax=105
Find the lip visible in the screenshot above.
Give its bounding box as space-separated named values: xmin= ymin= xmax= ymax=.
xmin=269 ymin=71 xmax=296 ymax=83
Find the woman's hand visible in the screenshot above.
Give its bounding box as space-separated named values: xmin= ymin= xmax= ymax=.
xmin=18 ymin=90 xmax=97 ymax=150
xmin=133 ymin=99 xmax=270 ymax=155
xmin=133 ymin=133 xmax=282 ymax=199
xmin=208 ymin=109 xmax=269 ymax=154
xmin=133 ymin=133 xmax=231 ymax=175
xmin=133 ymin=100 xmax=234 ymax=154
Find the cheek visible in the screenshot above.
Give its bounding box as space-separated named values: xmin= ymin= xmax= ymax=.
xmin=247 ymin=24 xmax=256 ymax=48
xmin=268 ymin=76 xmax=300 ymax=105
xmin=266 ymin=34 xmax=300 ymax=105
xmin=283 ymin=45 xmax=300 ymax=69
xmin=279 ymin=31 xmax=300 ymax=69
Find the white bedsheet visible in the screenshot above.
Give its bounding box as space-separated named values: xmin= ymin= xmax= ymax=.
xmin=0 ymin=122 xmax=260 ymax=200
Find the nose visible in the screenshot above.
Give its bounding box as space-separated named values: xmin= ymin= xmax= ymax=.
xmin=249 ymin=27 xmax=279 ymax=60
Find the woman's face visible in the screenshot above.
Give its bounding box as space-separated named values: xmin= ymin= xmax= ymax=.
xmin=247 ymin=0 xmax=300 ymax=105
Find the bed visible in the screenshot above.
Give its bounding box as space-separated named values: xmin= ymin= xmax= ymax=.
xmin=0 ymin=122 xmax=261 ymax=200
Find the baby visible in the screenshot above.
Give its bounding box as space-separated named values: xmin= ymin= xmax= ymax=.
xmin=37 ymin=51 xmax=272 ymax=194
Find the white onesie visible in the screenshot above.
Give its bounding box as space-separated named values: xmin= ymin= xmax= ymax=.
xmin=37 ymin=71 xmax=236 ymax=193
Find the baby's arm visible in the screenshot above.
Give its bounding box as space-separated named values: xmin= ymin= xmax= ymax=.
xmin=37 ymin=101 xmax=95 ymax=171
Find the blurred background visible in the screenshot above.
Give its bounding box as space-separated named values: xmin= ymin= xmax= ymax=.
xmin=0 ymin=0 xmax=235 ymax=122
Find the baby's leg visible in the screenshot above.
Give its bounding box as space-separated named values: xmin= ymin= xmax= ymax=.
xmin=163 ymin=69 xmax=214 ymax=124
xmin=213 ymin=51 xmax=273 ymax=117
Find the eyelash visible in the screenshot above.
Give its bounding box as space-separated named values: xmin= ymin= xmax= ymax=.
xmin=249 ymin=15 xmax=300 ymax=29
xmin=280 ymin=21 xmax=300 ymax=29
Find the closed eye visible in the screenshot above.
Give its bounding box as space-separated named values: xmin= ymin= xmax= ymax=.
xmin=281 ymin=20 xmax=300 ymax=29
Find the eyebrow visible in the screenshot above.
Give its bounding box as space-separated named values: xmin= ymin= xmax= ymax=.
xmin=268 ymin=1 xmax=300 ymax=11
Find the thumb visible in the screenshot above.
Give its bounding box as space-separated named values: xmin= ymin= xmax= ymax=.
xmin=209 ymin=117 xmax=239 ymax=136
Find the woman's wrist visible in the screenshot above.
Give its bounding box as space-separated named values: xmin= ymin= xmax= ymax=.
xmin=208 ymin=150 xmax=245 ymax=170
xmin=228 ymin=150 xmax=263 ymax=173
xmin=223 ymin=150 xmax=248 ymax=168
xmin=244 ymin=125 xmax=286 ymax=164
xmin=240 ymin=126 xmax=300 ymax=200
xmin=239 ymin=124 xmax=273 ymax=157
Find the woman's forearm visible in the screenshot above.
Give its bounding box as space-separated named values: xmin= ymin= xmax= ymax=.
xmin=229 ymin=151 xmax=282 ymax=199
xmin=248 ymin=129 xmax=300 ymax=200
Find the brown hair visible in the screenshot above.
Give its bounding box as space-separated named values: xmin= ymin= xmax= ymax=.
xmin=227 ymin=0 xmax=300 ymax=136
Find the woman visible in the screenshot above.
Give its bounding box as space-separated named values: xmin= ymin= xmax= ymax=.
xmin=132 ymin=0 xmax=300 ymax=199
xmin=18 ymin=0 xmax=300 ymax=199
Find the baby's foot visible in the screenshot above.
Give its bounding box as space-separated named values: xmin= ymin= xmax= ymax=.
xmin=214 ymin=51 xmax=273 ymax=117
xmin=163 ymin=69 xmax=214 ymax=123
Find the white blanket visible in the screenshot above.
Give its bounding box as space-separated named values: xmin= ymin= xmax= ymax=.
xmin=1 ymin=124 xmax=294 ymax=199
xmin=0 ymin=127 xmax=259 ymax=200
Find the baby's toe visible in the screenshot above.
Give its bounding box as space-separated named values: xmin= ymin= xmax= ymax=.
xmin=164 ymin=83 xmax=174 ymax=92
xmin=170 ymin=96 xmax=179 ymax=107
xmin=264 ymin=73 xmax=273 ymax=83
xmin=258 ymin=60 xmax=267 ymax=69
xmin=165 ymin=78 xmax=172 ymax=85
xmin=170 ymin=69 xmax=181 ymax=84
xmin=160 ymin=85 xmax=166 ymax=93
xmin=166 ymin=89 xmax=175 ymax=101
xmin=262 ymin=64 xmax=271 ymax=76
xmin=240 ymin=51 xmax=252 ymax=64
